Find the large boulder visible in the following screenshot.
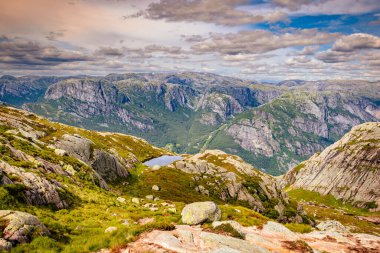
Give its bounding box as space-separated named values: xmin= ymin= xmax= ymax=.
xmin=181 ymin=201 xmax=221 ymax=225
xmin=91 ymin=149 xmax=129 ymax=182
xmin=55 ymin=134 xmax=93 ymax=164
xmin=0 ymin=210 xmax=50 ymax=244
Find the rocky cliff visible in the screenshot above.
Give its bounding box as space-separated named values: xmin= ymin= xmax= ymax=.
xmin=2 ymin=73 xmax=379 ymax=175
xmin=283 ymin=122 xmax=380 ymax=211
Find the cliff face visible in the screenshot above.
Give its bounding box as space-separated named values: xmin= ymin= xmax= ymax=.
xmin=283 ymin=122 xmax=380 ymax=211
xmin=209 ymin=88 xmax=380 ymax=175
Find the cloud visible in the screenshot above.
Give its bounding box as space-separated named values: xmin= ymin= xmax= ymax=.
xmin=316 ymin=33 xmax=380 ymax=63
xmin=45 ymin=30 xmax=66 ymax=41
xmin=332 ymin=33 xmax=380 ymax=52
xmin=95 ymin=46 xmax=125 ymax=57
xmin=132 ymin=0 xmax=289 ymax=26
xmin=0 ymin=36 xmax=91 ymax=67
xmin=191 ymin=29 xmax=340 ymax=55
xmin=271 ymin=0 xmax=324 ymax=11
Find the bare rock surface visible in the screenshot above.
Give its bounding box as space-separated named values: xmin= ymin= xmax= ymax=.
xmin=0 ymin=210 xmax=49 ymax=244
xmin=121 ymin=220 xmax=380 ymax=253
xmin=284 ymin=122 xmax=380 ymax=211
xmin=181 ymin=201 xmax=221 ymax=225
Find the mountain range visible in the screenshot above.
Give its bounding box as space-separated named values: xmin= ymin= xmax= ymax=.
xmin=1 ymin=73 xmax=379 ymax=175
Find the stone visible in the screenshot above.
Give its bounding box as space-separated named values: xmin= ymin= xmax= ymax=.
xmin=0 ymin=210 xmax=50 ymax=244
xmin=152 ymin=165 xmax=161 ymax=171
xmin=316 ymin=220 xmax=349 ymax=233
xmin=131 ymin=197 xmax=140 ymax=204
xmin=262 ymin=221 xmax=296 ymax=239
xmin=117 ymin=197 xmax=126 ymax=203
xmin=200 ymin=232 xmax=271 ymax=253
xmin=168 ymin=208 xmax=177 ymax=213
xmin=152 ymin=185 xmax=160 ymax=191
xmin=146 ymin=195 xmax=154 ymax=200
xmin=0 ymin=239 xmax=12 ymax=251
xmin=104 ymin=226 xmax=118 ymax=233
xmin=54 ymin=148 xmax=67 ymax=156
xmin=181 ymin=201 xmax=221 ymax=225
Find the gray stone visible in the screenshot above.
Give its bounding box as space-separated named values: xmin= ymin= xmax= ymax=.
xmin=181 ymin=201 xmax=221 ymax=225
xmin=152 ymin=185 xmax=160 ymax=191
xmin=0 ymin=210 xmax=50 ymax=244
xmin=316 ymin=220 xmax=349 ymax=233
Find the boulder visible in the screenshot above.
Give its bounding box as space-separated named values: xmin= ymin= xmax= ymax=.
xmin=91 ymin=149 xmax=129 ymax=182
xmin=55 ymin=134 xmax=93 ymax=163
xmin=131 ymin=198 xmax=140 ymax=204
xmin=152 ymin=185 xmax=160 ymax=191
xmin=181 ymin=201 xmax=221 ymax=225
xmin=316 ymin=220 xmax=349 ymax=233
xmin=0 ymin=210 xmax=50 ymax=244
xmin=0 ymin=239 xmax=12 ymax=251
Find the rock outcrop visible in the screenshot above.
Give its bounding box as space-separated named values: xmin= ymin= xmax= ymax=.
xmin=284 ymin=122 xmax=380 ymax=211
xmin=171 ymin=150 xmax=295 ymax=219
xmin=0 ymin=210 xmax=50 ymax=245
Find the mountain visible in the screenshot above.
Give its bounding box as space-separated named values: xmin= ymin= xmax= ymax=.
xmin=283 ymin=122 xmax=380 ymax=211
xmin=1 ymin=73 xmax=379 ymax=175
xmin=0 ymin=104 xmax=314 ymax=252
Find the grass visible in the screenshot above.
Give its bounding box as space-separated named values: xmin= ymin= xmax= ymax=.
xmin=288 ymin=188 xmax=380 ymax=235
xmin=284 ymin=223 xmax=312 ymax=233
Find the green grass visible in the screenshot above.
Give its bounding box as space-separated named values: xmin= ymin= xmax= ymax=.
xmin=284 ymin=223 xmax=312 ymax=233
xmin=288 ymin=188 xmax=380 ymax=235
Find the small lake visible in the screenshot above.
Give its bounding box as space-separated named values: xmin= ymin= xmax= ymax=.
xmin=143 ymin=155 xmax=183 ymax=167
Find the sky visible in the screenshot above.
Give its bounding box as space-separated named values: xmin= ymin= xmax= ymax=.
xmin=1 ymin=0 xmax=380 ymax=81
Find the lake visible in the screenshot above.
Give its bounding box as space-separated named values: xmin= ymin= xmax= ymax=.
xmin=143 ymin=155 xmax=183 ymax=167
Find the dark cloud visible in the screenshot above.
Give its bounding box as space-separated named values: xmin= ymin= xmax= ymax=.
xmin=0 ymin=37 xmax=91 ymax=67
xmin=130 ymin=0 xmax=288 ymax=26
xmin=191 ymin=29 xmax=340 ymax=55
xmin=95 ymin=46 xmax=125 ymax=57
xmin=45 ymin=30 xmax=66 ymax=41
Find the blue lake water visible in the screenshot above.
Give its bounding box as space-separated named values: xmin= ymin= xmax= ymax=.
xmin=143 ymin=155 xmax=183 ymax=167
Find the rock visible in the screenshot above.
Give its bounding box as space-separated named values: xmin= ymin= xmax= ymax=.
xmin=200 ymin=231 xmax=271 ymax=253
xmin=181 ymin=201 xmax=221 ymax=225
xmin=91 ymin=149 xmax=129 ymax=182
xmin=316 ymin=220 xmax=349 ymax=233
xmin=0 ymin=239 xmax=12 ymax=251
xmin=55 ymin=134 xmax=93 ymax=164
xmin=212 ymin=220 xmax=245 ymax=238
xmin=152 ymin=185 xmax=160 ymax=191
xmin=117 ymin=197 xmax=126 ymax=203
xmin=0 ymin=210 xmax=50 ymax=244
xmin=284 ymin=122 xmax=380 ymax=211
xmin=0 ymin=161 xmax=68 ymax=209
xmin=168 ymin=208 xmax=177 ymax=213
xmin=104 ymin=226 xmax=117 ymax=233
xmin=54 ymin=148 xmax=67 ymax=156
xmin=131 ymin=198 xmax=140 ymax=204
xmin=262 ymin=221 xmax=296 ymax=238
xmin=146 ymin=195 xmax=154 ymax=200
xmin=152 ymin=165 xmax=161 ymax=171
